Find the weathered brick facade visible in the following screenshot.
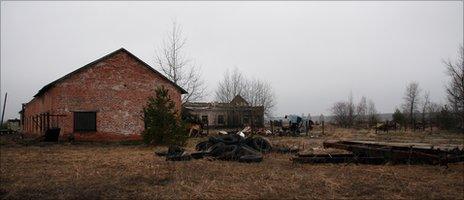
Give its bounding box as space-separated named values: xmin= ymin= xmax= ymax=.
xmin=21 ymin=48 xmax=186 ymax=141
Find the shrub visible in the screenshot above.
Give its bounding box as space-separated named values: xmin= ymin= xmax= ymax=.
xmin=142 ymin=86 xmax=188 ymax=146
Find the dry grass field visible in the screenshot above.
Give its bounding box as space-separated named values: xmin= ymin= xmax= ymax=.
xmin=1 ymin=130 xmax=463 ymax=199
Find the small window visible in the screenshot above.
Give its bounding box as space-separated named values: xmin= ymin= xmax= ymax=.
xmin=74 ymin=112 xmax=96 ymax=132
xmin=217 ymin=115 xmax=225 ymax=124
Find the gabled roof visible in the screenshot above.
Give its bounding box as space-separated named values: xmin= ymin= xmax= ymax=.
xmin=33 ymin=48 xmax=187 ymax=97
xmin=230 ymin=95 xmax=249 ymax=106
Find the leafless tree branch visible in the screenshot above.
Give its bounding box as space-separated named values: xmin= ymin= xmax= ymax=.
xmin=215 ymin=68 xmax=276 ymax=117
xmin=154 ymin=20 xmax=206 ymax=103
xmin=444 ymin=45 xmax=464 ymax=128
xmin=402 ymin=81 xmax=421 ymax=130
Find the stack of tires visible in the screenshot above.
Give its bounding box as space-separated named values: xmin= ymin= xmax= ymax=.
xmin=195 ymin=134 xmax=272 ymax=163
xmin=155 ymin=134 xmax=273 ymax=163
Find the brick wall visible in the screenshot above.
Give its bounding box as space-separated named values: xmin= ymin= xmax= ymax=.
xmin=22 ymin=50 xmax=183 ymax=141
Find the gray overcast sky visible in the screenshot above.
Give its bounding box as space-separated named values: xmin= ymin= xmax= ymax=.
xmin=1 ymin=1 xmax=463 ymax=119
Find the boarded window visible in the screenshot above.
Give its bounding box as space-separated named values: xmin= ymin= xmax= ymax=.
xmin=217 ymin=115 xmax=225 ymax=124
xmin=74 ymin=112 xmax=96 ymax=132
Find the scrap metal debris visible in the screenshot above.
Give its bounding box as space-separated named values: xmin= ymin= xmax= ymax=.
xmin=292 ymin=140 xmax=464 ymax=165
xmin=156 ymin=134 xmax=299 ymax=163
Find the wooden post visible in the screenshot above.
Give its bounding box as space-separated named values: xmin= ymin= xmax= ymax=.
xmin=33 ymin=116 xmax=35 ymax=132
xmin=306 ymin=113 xmax=311 ymax=136
xmin=250 ymin=108 xmax=254 ymax=134
xmin=1 ymin=93 xmax=7 ymax=125
xmin=322 ymin=121 xmax=325 ymax=135
xmin=40 ymin=113 xmax=44 ymax=133
xmin=386 ymin=120 xmax=389 ymax=133
xmin=430 ymin=120 xmax=433 ymax=132
xmin=320 ymin=114 xmax=325 ymax=135
xmin=270 ymin=120 xmax=273 ymax=135
xmin=38 ymin=114 xmax=41 ymax=133
xmin=45 ymin=113 xmax=49 ymax=131
xmin=36 ymin=115 xmax=39 ymax=133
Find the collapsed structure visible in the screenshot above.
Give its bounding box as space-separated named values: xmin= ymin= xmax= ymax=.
xmin=184 ymin=95 xmax=264 ymax=129
xmin=20 ymin=48 xmax=187 ymax=141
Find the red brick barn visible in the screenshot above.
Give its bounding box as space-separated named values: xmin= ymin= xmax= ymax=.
xmin=20 ymin=48 xmax=187 ymax=141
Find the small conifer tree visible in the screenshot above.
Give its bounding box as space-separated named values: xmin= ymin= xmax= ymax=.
xmin=142 ymin=86 xmax=187 ymax=146
xmin=392 ymin=109 xmax=406 ymax=129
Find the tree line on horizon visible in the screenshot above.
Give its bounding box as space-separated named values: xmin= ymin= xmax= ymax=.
xmin=331 ymin=45 xmax=464 ymax=132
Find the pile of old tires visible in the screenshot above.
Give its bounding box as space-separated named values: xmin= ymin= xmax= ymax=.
xmin=156 ymin=134 xmax=273 ymax=163
xmin=195 ymin=134 xmax=272 ymax=163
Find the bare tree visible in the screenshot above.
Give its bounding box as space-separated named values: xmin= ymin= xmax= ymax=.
xmin=155 ymin=21 xmax=206 ymax=103
xmin=242 ymin=77 xmax=276 ymax=117
xmin=420 ymin=91 xmax=431 ymax=130
xmin=331 ymin=101 xmax=350 ymax=127
xmin=215 ymin=68 xmax=276 ymax=117
xmin=215 ymin=68 xmax=246 ymax=103
xmin=367 ymin=99 xmax=379 ymax=127
xmin=402 ymin=82 xmax=421 ymax=130
xmin=427 ymin=102 xmax=442 ymax=130
xmin=331 ymin=93 xmax=358 ymax=128
xmin=344 ymin=93 xmax=357 ymax=127
xmin=444 ymin=45 xmax=464 ymax=129
xmin=356 ymin=96 xmax=367 ymax=126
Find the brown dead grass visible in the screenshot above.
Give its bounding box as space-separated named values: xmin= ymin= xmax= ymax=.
xmin=1 ymin=131 xmax=463 ymax=199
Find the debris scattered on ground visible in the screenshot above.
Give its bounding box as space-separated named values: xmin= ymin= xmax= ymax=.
xmin=156 ymin=134 xmax=299 ymax=163
xmin=200 ymin=134 xmax=269 ymax=162
xmin=292 ymin=140 xmax=464 ymax=165
xmin=272 ymin=146 xmax=300 ymax=154
xmin=292 ymin=153 xmax=385 ymax=164
xmin=156 ymin=145 xmax=192 ymax=161
xmin=241 ymin=126 xmax=251 ymax=134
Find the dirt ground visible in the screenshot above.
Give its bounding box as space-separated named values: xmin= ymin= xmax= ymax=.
xmin=1 ymin=130 xmax=463 ymax=199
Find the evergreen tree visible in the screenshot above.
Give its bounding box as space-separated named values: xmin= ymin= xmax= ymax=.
xmin=142 ymin=86 xmax=187 ymax=146
xmin=392 ymin=109 xmax=406 ymax=129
